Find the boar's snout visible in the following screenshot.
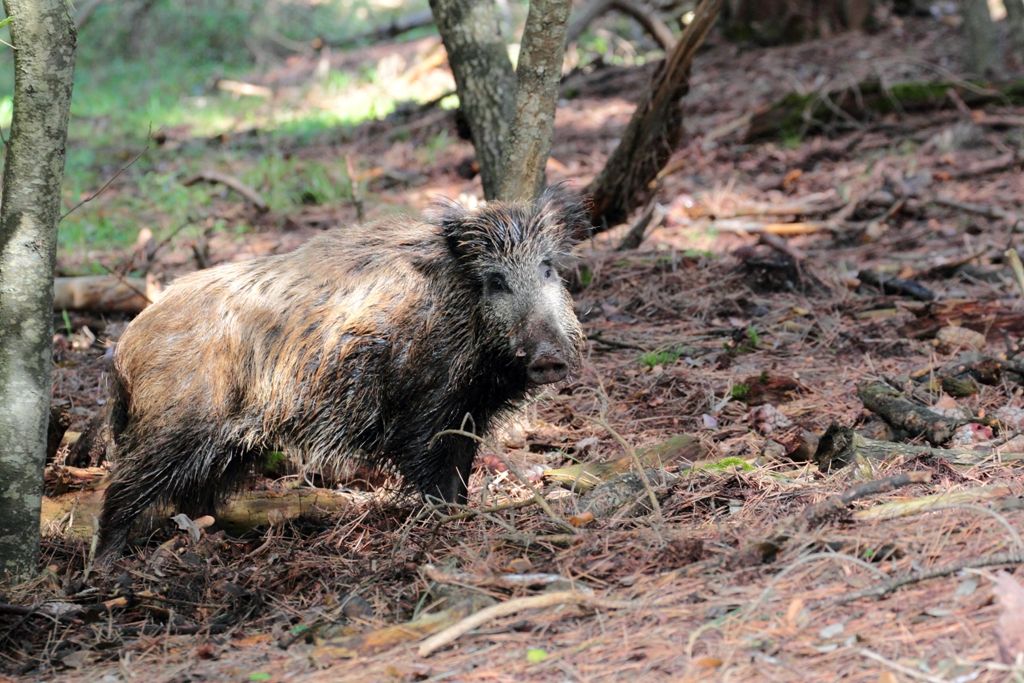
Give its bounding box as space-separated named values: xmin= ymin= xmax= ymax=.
xmin=526 ymin=339 xmax=570 ymax=385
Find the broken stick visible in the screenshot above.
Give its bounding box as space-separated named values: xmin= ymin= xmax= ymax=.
xmin=417 ymin=590 xmax=631 ymax=657
xmin=182 ymin=170 xmax=269 ymax=213
xmin=856 ymin=381 xmax=958 ymax=446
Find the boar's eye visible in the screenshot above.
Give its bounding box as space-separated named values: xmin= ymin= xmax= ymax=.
xmin=485 ymin=272 xmax=510 ymax=294
xmin=540 ymin=260 xmax=556 ymax=281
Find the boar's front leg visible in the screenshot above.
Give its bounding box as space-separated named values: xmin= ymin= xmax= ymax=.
xmin=408 ymin=433 xmax=476 ymax=504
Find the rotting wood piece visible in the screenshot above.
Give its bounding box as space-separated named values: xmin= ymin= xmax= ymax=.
xmin=812 ymin=424 xmax=1024 ymax=473
xmin=40 ymin=485 xmax=359 ymax=539
xmin=53 ymin=275 xmax=154 ymax=313
xmin=856 ymin=381 xmax=959 ymax=446
xmin=902 ymin=299 xmax=1024 ymax=340
xmin=543 ymin=433 xmax=705 ymax=492
xmin=745 ymin=79 xmax=1024 ymax=142
xmin=857 ymin=269 xmax=935 ymax=302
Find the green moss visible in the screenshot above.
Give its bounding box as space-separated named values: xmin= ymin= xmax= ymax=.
xmin=700 ymin=457 xmax=754 ymax=473
xmin=730 ymin=383 xmax=750 ymax=400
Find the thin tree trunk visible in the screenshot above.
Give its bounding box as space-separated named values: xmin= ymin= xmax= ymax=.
xmin=0 ymin=0 xmax=76 ymax=581
xmin=499 ymin=0 xmax=572 ymax=201
xmin=1006 ymin=0 xmax=1024 ymax=63
xmin=587 ymin=0 xmax=722 ymax=231
xmin=429 ymin=0 xmax=515 ymax=199
xmin=963 ymin=0 xmax=1000 ymax=76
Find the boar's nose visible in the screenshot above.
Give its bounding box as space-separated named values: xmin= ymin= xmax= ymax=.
xmin=527 ymin=352 xmax=569 ymax=385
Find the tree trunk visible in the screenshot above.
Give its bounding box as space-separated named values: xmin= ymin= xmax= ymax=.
xmin=963 ymin=0 xmax=1000 ymax=76
xmin=499 ymin=0 xmax=572 ymax=201
xmin=429 ymin=0 xmax=515 ymax=199
xmin=587 ymin=0 xmax=722 ymax=231
xmin=0 ymin=0 xmax=76 ymax=582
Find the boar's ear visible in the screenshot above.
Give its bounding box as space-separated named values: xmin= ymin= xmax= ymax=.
xmin=429 ymin=198 xmax=476 ymax=261
xmin=538 ymin=183 xmax=593 ymax=246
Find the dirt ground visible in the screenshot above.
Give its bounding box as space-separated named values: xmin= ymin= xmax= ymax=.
xmin=5 ymin=12 xmax=1024 ymax=683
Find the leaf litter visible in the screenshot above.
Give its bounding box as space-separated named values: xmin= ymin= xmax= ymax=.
xmin=7 ymin=10 xmax=1024 ymax=683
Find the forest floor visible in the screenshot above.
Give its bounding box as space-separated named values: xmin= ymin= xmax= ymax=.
xmin=5 ymin=6 xmax=1024 ymax=682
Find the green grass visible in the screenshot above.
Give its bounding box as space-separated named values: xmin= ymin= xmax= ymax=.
xmin=0 ymin=1 xmax=432 ymax=253
xmin=730 ymin=383 xmax=750 ymax=400
xmin=639 ymin=348 xmax=683 ymax=368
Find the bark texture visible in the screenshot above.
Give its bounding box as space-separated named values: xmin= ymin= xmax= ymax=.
xmin=0 ymin=0 xmax=76 ymax=582
xmin=587 ymin=0 xmax=721 ymax=231
xmin=963 ymin=0 xmax=999 ymax=76
xmin=498 ymin=0 xmax=572 ymax=201
xmin=429 ymin=0 xmax=515 ymax=199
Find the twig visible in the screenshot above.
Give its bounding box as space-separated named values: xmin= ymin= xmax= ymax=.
xmin=835 ymin=552 xmax=1024 ymax=604
xmin=852 ymin=485 xmax=1011 ymax=522
xmin=952 ymin=152 xmax=1023 ymax=180
xmin=698 ymin=191 xmax=844 ymax=220
xmin=859 ymin=648 xmax=949 ymax=683
xmin=1005 ymin=248 xmax=1024 ymax=298
xmin=61 ymin=142 xmax=149 ymax=221
xmin=588 ymin=332 xmax=646 ymax=351
xmin=422 ymin=564 xmax=572 ymax=589
xmin=711 ymin=220 xmax=828 ymax=236
xmin=933 ymin=195 xmax=1018 ymax=222
xmin=182 ymin=170 xmax=269 ymax=213
xmin=432 ymin=498 xmax=536 ymax=523
xmin=417 ymin=590 xmax=632 ymax=656
xmin=99 ymin=262 xmax=154 ymax=306
xmin=801 ymin=471 xmax=931 ymax=528
xmin=609 ymin=0 xmax=675 ymax=50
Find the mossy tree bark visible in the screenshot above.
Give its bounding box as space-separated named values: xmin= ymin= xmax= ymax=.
xmin=586 ymin=0 xmax=722 ymax=231
xmin=429 ymin=0 xmax=515 ymax=199
xmin=0 ymin=0 xmax=76 ymax=582
xmin=498 ymin=0 xmax=572 ymax=201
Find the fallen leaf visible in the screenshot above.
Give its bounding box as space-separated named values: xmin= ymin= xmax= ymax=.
xmin=569 ymin=511 xmax=595 ymax=527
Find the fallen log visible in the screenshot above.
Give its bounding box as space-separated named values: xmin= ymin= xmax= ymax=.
xmin=53 ymin=275 xmax=157 ymax=313
xmin=40 ymin=483 xmax=359 ymax=539
xmin=813 ymin=424 xmax=1024 ymax=472
xmin=745 ymin=79 xmax=1024 ymax=142
xmin=542 ymin=433 xmax=705 ymax=492
xmin=856 ymin=381 xmax=959 ymax=446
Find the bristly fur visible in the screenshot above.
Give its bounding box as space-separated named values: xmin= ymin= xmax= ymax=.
xmin=96 ymin=188 xmax=587 ymax=561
